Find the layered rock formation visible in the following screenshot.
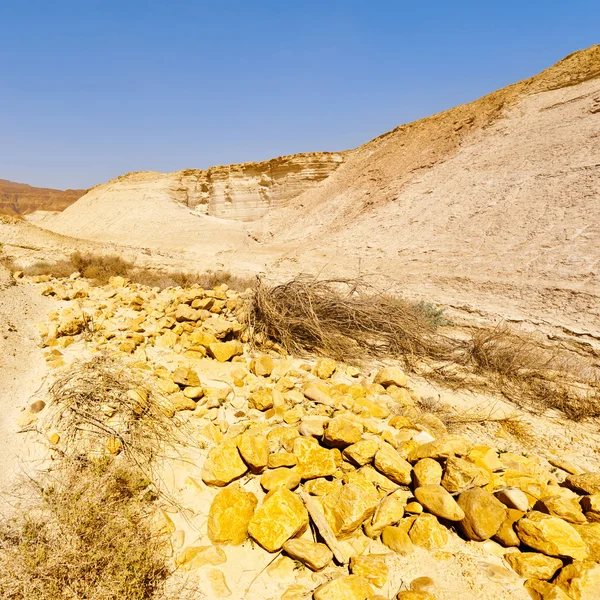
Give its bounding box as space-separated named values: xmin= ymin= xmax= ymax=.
xmin=0 ymin=179 xmax=84 ymax=215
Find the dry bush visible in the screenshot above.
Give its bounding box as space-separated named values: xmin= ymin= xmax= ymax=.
xmin=46 ymin=356 xmax=193 ymax=486
xmin=249 ymin=276 xmax=600 ymax=421
xmin=0 ymin=457 xmax=170 ymax=600
xmin=249 ymin=275 xmax=452 ymax=362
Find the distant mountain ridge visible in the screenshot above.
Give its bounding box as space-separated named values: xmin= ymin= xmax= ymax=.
xmin=0 ymin=179 xmax=85 ymax=215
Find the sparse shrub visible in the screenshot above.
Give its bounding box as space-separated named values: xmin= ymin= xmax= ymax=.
xmin=0 ymin=458 xmax=170 ymax=600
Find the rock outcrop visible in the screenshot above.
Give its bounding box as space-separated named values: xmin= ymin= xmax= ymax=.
xmin=0 ymin=179 xmax=84 ymax=215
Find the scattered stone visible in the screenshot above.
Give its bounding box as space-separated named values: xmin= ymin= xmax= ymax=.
xmin=282 ymin=538 xmax=332 ymax=571
xmin=381 ymin=525 xmax=414 ymax=554
xmin=373 ymin=366 xmax=407 ymax=388
xmin=414 ymin=485 xmax=466 ymax=521
xmin=373 ymin=443 xmax=413 ymax=485
xmin=409 ymin=513 xmax=448 ymax=550
xmin=537 ymin=489 xmax=586 ymax=524
xmin=313 ymin=575 xmax=373 ymax=600
xmin=247 ymin=488 xmax=308 ymax=552
xmin=457 ymin=488 xmax=506 ymax=541
xmin=367 ymin=489 xmax=411 ymax=536
xmin=323 ymin=481 xmax=380 ymax=536
xmin=202 ymin=439 xmax=248 ymax=486
xmin=248 ymin=389 xmax=274 ymax=411
xmin=106 ymin=436 xmax=122 ymax=456
xmin=208 ymin=484 xmax=258 ymax=545
xmin=350 ymin=554 xmax=388 ymax=587
xmin=495 ymin=488 xmax=530 ymax=512
xmin=324 ymin=416 xmax=363 ymax=447
xmin=565 ymin=472 xmax=600 ymax=495
xmin=315 ymin=358 xmax=337 ymax=379
xmin=413 ymin=458 xmax=443 ymax=487
xmin=29 ymin=400 xmax=46 ymax=414
xmin=303 ymin=382 xmax=334 ymax=406
xmin=554 ymin=561 xmax=600 ymax=600
xmin=515 ymin=511 xmax=588 ymax=560
xmin=441 ymin=456 xmax=490 ymax=493
xmin=260 ymin=468 xmax=301 ymax=492
xmin=183 ymin=386 xmax=204 ymax=399
xmin=524 ymin=579 xmax=573 ymax=600
xmin=493 ymin=508 xmax=525 ymax=547
xmin=237 ymin=430 xmax=269 ymax=472
xmin=208 ymin=340 xmax=243 ymax=362
xmin=268 ymin=452 xmax=297 ymax=468
xmin=396 ymin=592 xmax=437 ymax=600
xmin=293 ymin=437 xmax=337 ymax=480
xmin=572 ymin=522 xmax=600 ymax=562
xmin=250 ymin=355 xmax=274 ymax=377
xmin=408 ymin=435 xmax=471 ymax=462
xmin=504 ymin=552 xmax=563 ymax=580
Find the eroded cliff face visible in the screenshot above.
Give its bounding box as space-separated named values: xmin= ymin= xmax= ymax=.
xmin=104 ymin=152 xmax=345 ymax=222
xmin=0 ymin=179 xmax=85 ymax=215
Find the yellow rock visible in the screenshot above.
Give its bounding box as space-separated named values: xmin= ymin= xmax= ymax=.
xmin=313 ymin=575 xmax=373 ymax=600
xmin=282 ymin=538 xmax=332 ymax=571
xmin=127 ymin=388 xmax=149 ymax=415
xmin=396 ymin=592 xmax=437 ymax=600
xmin=267 ymin=425 xmax=300 ymax=452
xmin=373 ymin=366 xmax=407 ymax=388
xmin=303 ymin=382 xmax=334 ymax=406
xmin=322 ymin=481 xmax=380 ymax=536
xmin=343 ymin=439 xmax=379 ymax=466
xmin=170 ymin=393 xmax=197 ymax=411
xmin=413 ymin=458 xmax=443 ymax=487
xmin=457 ymin=487 xmax=506 ymax=541
xmin=176 ymin=545 xmax=227 ymax=570
xmin=357 ymin=465 xmax=399 ymax=494
xmin=442 ymin=456 xmax=490 ymax=493
xmin=504 ymin=552 xmax=563 ymax=580
xmin=538 ymin=489 xmax=586 ymax=524
xmin=350 ymin=554 xmax=388 ymax=587
xmin=566 ymin=472 xmax=600 ymax=495
xmin=303 ymin=478 xmax=343 ymax=496
xmin=268 ymin=452 xmax=297 ymax=468
xmin=415 ymin=485 xmax=465 ymax=521
xmin=47 ymin=431 xmax=61 ymax=445
xmin=572 ymin=522 xmax=600 ymax=562
xmin=208 ymin=340 xmax=244 ymax=362
xmin=247 ymin=488 xmax=308 ymax=552
xmin=554 ymin=561 xmax=600 ymax=600
xmin=250 ymin=355 xmax=275 ymax=377
xmin=207 ymin=484 xmax=257 ymax=545
xmin=324 ymin=416 xmax=363 ymax=447
xmin=524 ymin=579 xmax=573 ymax=600
xmin=493 ymin=508 xmax=525 ymax=547
xmin=516 ymin=511 xmax=588 ymax=560
xmin=293 ymin=437 xmax=337 ymax=480
xmin=248 ymin=389 xmax=274 ymax=411
xmin=106 ymin=436 xmax=122 ymax=455
xmin=373 ymin=443 xmax=413 ymax=485
xmin=409 ymin=513 xmax=448 ymax=550
xmin=201 ymin=439 xmax=248 ymax=487
xmin=189 ymin=329 xmax=217 ymax=347
xmin=352 ymin=396 xmax=391 ymax=419
xmin=260 ymin=468 xmax=301 ymax=492
xmin=408 ymin=435 xmax=471 ymax=462
xmin=405 ymin=502 xmax=423 ymax=515
xmin=208 ymin=568 xmax=232 ymax=597
xmin=237 ymin=430 xmax=269 ymax=472
xmin=366 ymin=489 xmax=411 ymax=536
xmin=468 ymin=445 xmax=503 ymax=471
xmin=382 ymin=525 xmax=414 ymax=554
xmin=315 ymin=358 xmax=338 ymax=379
xmin=183 ymin=386 xmax=204 ymax=399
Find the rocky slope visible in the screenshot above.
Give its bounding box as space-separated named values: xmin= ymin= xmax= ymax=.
xmin=0 ymin=179 xmax=84 ymax=215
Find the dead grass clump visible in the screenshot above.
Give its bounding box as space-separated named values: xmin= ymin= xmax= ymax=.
xmin=249 ymin=275 xmax=451 ymax=362
xmin=47 ymin=356 xmax=190 ymax=476
xmin=0 ymin=458 xmax=170 ymax=600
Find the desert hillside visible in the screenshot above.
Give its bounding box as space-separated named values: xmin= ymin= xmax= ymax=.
xmin=0 ymin=179 xmax=85 ymax=215
xmin=37 ymin=45 xmax=600 ymax=341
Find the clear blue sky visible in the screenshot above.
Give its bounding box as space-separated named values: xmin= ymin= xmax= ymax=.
xmin=1 ymin=1 xmax=598 ymax=190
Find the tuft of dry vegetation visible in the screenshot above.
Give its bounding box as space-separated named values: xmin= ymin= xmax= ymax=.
xmin=17 ymin=250 xmax=255 ymax=291
xmin=0 ymin=457 xmax=170 ymax=600
xmin=248 ymin=275 xmax=449 ymax=362
xmin=249 ymin=276 xmax=600 ymax=421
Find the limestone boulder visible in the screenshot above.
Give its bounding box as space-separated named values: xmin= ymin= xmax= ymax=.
xmin=315 ymin=358 xmax=338 ymax=379
xmin=504 ymin=552 xmax=563 ymax=580
xmin=408 ymin=435 xmax=471 ymax=462
xmin=292 ymin=437 xmax=337 ymax=480
xmin=208 ymin=340 xmax=243 ymax=362
xmin=457 ymin=488 xmax=506 ymax=541
xmin=414 ymin=485 xmax=465 ymax=521
xmin=396 ymin=593 xmax=437 ymax=600
xmin=493 ymin=508 xmax=525 ymax=547
xmin=554 ymin=561 xmax=600 ymax=600
xmin=381 ymin=525 xmax=414 ymax=554
xmin=250 ymin=355 xmax=274 ymax=377
xmin=343 ymin=439 xmax=379 ymax=466
xmin=323 ymin=482 xmax=380 ymax=536
xmin=366 ymin=489 xmax=411 ymax=536
xmin=247 ymin=488 xmax=308 ymax=552
xmin=313 ymin=575 xmax=373 ymax=600
xmin=373 ymin=366 xmax=407 ymax=388
xmin=413 ymin=458 xmax=443 ymax=487
xmin=237 ymin=430 xmax=269 ymax=472
xmin=515 ymin=511 xmax=588 ymax=560
xmin=282 ymin=538 xmax=332 ymax=571
xmin=565 ymin=473 xmax=600 ymax=495
xmin=409 ymin=513 xmax=448 ymax=550
xmin=248 ymin=389 xmax=274 ymax=411
xmin=324 ymin=416 xmax=363 ymax=448
xmin=537 ymin=489 xmax=586 ymax=524
xmin=441 ymin=456 xmax=490 ymax=493
xmin=572 ymin=522 xmax=600 ymax=562
xmin=581 ymin=494 xmax=600 ymax=522
xmin=268 ymin=452 xmax=297 ymax=468
xmin=207 ymin=484 xmax=258 ymax=545
xmin=373 ymin=443 xmax=413 ymax=485
xmin=260 ymin=468 xmax=301 ymax=492
xmin=350 ymin=554 xmax=389 ymax=587
xmin=202 ymin=439 xmax=248 ymax=486
xmin=495 ymin=488 xmax=530 ymax=512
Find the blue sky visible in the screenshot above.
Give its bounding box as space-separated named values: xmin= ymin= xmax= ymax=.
xmin=1 ymin=1 xmax=598 ymax=189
